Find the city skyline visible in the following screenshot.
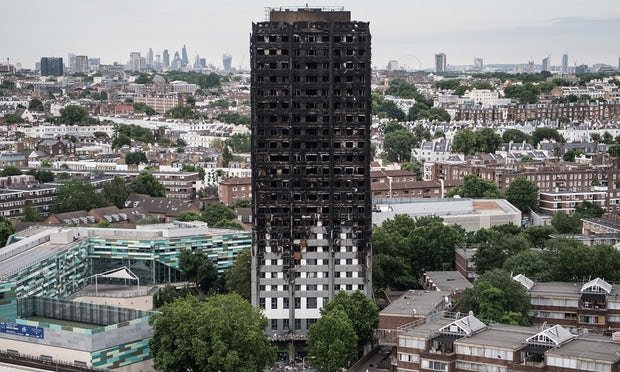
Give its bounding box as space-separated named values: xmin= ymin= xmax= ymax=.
xmin=1 ymin=0 xmax=620 ymax=70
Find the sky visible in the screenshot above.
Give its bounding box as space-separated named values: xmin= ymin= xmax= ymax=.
xmin=1 ymin=0 xmax=619 ymax=70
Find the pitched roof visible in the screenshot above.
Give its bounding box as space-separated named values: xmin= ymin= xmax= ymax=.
xmin=124 ymin=193 xmax=199 ymax=217
xmin=525 ymin=324 xmax=574 ymax=347
xmin=513 ymin=274 xmax=535 ymax=291
xmin=439 ymin=314 xmax=486 ymax=337
xmin=580 ymin=277 xmax=612 ymax=295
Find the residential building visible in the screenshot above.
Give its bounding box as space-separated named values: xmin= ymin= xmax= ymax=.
xmin=124 ymin=193 xmax=200 ymax=222
xmin=74 ymin=55 xmax=89 ymax=74
xmin=435 ymin=53 xmax=447 ymax=73
xmin=40 ymin=57 xmax=63 ymax=76
xmin=251 ymin=7 xmax=372 ymax=340
xmin=222 ymin=53 xmax=232 ymax=72
xmin=538 ymin=189 xmax=607 ymax=215
xmin=37 ymin=139 xmax=76 ymax=156
xmin=391 ymin=312 xmax=620 ymax=372
xmin=170 ymin=80 xmax=199 ymax=94
xmin=219 ymin=176 xmax=251 ymax=205
xmin=134 ymin=93 xmax=182 ymax=113
xmin=562 ymin=53 xmax=569 ymax=73
xmin=542 ymin=56 xmax=551 ymax=71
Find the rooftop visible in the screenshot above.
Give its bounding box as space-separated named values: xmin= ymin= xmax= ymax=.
xmin=424 ymin=271 xmax=472 ymax=292
xmin=546 ymin=336 xmax=620 ymax=363
xmin=381 ymin=290 xmax=450 ymax=317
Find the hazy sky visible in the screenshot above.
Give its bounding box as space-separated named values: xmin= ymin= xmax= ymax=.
xmin=2 ymin=0 xmax=619 ymax=70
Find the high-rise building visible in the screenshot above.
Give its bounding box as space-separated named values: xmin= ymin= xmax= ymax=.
xmin=74 ymin=55 xmax=89 ymax=74
xmin=88 ymin=58 xmax=101 ymax=70
xmin=222 ymin=53 xmax=232 ymax=72
xmin=129 ymin=52 xmax=143 ymax=72
xmin=67 ymin=53 xmax=76 ymax=73
xmin=251 ymin=7 xmax=372 ymax=341
xmin=435 ymin=53 xmax=447 ymax=73
xmin=542 ymin=56 xmax=550 ymax=72
xmin=147 ymin=48 xmax=154 ymax=68
xmin=386 ymin=60 xmax=399 ymax=71
xmin=172 ymin=51 xmax=182 ymax=70
xmin=562 ymin=53 xmax=568 ymax=73
xmin=162 ymin=49 xmax=170 ymax=68
xmin=40 ymin=57 xmax=64 ymax=76
xmin=474 ymin=57 xmax=483 ymax=70
xmin=181 ymin=45 xmax=189 ymax=68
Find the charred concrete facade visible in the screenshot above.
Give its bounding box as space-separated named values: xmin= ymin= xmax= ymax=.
xmin=251 ymin=8 xmax=372 ymax=339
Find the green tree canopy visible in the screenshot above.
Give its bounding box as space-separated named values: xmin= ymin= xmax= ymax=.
xmin=103 ymin=176 xmax=130 ymax=209
xmin=372 ymin=215 xmax=464 ymax=291
xmin=111 ymin=133 xmax=131 ymax=149
xmin=446 ymin=175 xmax=504 ymax=198
xmin=125 ymin=151 xmax=148 ymax=165
xmin=150 ymin=294 xmax=274 ymax=372
xmin=52 ymin=180 xmax=109 ymax=213
xmin=501 ymin=128 xmax=531 ymax=143
xmin=178 ymin=250 xmax=219 ymax=294
xmin=574 ymin=200 xmax=605 ymax=218
xmin=382 ymin=129 xmax=414 ymax=162
xmin=472 ymin=230 xmax=530 ymax=274
xmin=307 ymin=307 xmax=358 ymax=372
xmin=130 ymin=171 xmax=165 ymax=197
xmin=0 ymin=216 xmax=15 ymax=247
xmin=457 ymin=269 xmax=530 ymax=325
xmin=531 ymin=127 xmax=563 ymax=146
xmin=550 ymin=211 xmax=582 ymax=234
xmin=1 ymin=166 xmax=23 ymax=177
xmin=503 ymin=250 xmax=552 ymax=281
xmin=523 ymin=225 xmax=556 ymax=247
xmin=322 ymin=291 xmax=379 ymax=348
xmin=452 ymin=128 xmax=501 ymax=155
xmin=506 ymin=176 xmax=539 ymax=212
xmin=225 ymin=133 xmax=250 ymax=152
xmin=166 ymin=105 xmax=195 ymax=119
xmin=28 ymin=98 xmax=44 ymax=112
xmin=201 ymin=202 xmax=236 ymax=226
xmin=225 ymin=249 xmax=251 ymax=301
xmin=58 ymin=105 xmax=96 ymax=125
xmin=181 ymin=164 xmax=205 ymax=181
xmin=133 ymin=102 xmax=157 ymax=116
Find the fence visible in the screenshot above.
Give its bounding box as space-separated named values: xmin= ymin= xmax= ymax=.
xmin=0 ymin=349 xmax=106 ymax=372
xmin=17 ymin=297 xmax=152 ymax=327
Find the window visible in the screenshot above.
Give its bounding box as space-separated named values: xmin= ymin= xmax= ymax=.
xmin=295 ymin=297 xmax=301 ymax=309
xmin=295 ymin=319 xmax=302 ymax=331
xmin=270 ymin=298 xmax=278 ymax=309
xmin=283 ymin=298 xmax=289 ymax=309
xmin=259 ymin=298 xmax=265 ymax=309
xmin=271 ymin=319 xmax=278 ymax=330
xmin=307 ymin=297 xmax=317 ymax=309
xmin=283 ymin=319 xmax=289 ymax=331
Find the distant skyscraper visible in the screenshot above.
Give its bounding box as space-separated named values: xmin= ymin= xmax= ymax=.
xmin=74 ymin=55 xmax=89 ymax=74
xmin=251 ymin=7 xmax=372 ymax=340
xmin=575 ymin=64 xmax=588 ymax=74
xmin=88 ymin=58 xmax=101 ymax=68
xmin=172 ymin=51 xmax=182 ymax=70
xmin=562 ymin=53 xmax=568 ymax=73
xmin=474 ymin=57 xmax=483 ymax=70
xmin=386 ymin=60 xmax=399 ymax=71
xmin=147 ymin=48 xmax=154 ymax=68
xmin=129 ymin=52 xmax=142 ymax=72
xmin=67 ymin=53 xmax=76 ymax=73
xmin=181 ymin=45 xmax=189 ymax=68
xmin=155 ymin=54 xmax=161 ymax=68
xmin=435 ymin=53 xmax=447 ymax=73
xmin=542 ymin=56 xmax=550 ymax=72
xmin=40 ymin=57 xmax=64 ymax=76
xmin=222 ymin=53 xmax=232 ymax=72
xmin=162 ymin=49 xmax=170 ymax=68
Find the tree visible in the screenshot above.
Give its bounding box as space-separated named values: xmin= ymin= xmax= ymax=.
xmin=1 ymin=166 xmax=22 ymax=177
xmin=176 ymin=211 xmax=202 ymax=222
xmin=506 ymin=176 xmax=539 ymax=212
xmin=609 ymin=145 xmax=620 ymax=157
xmin=212 ymin=219 xmax=243 ymax=229
xmin=133 ymin=102 xmax=157 ymax=116
xmin=166 ymin=105 xmax=195 ymax=119
xmin=201 ymin=203 xmax=236 ymax=226
xmin=523 ymin=225 xmax=556 ymax=247
xmin=20 ymin=205 xmax=43 ymax=222
xmin=502 ymin=128 xmax=530 ymax=144
xmin=451 ymin=129 xmax=477 ymax=155
xmin=103 ymin=176 xmax=130 ymax=209
xmin=322 ymin=291 xmax=379 ymax=348
xmin=475 ymin=128 xmax=502 ymax=153
xmin=93 ymin=131 xmax=109 ymax=139
xmin=531 ymin=127 xmax=563 ymax=146
xmin=563 ymin=148 xmax=583 ymax=162
xmin=52 ymin=180 xmax=109 ymax=213
xmin=401 ymin=161 xmax=422 ymax=180
xmin=58 ymin=105 xmax=95 ymax=125
xmin=225 ymin=249 xmax=251 ymax=301
xmin=150 ymin=294 xmax=274 ymax=372
xmin=307 ymin=307 xmax=358 ymax=372
xmin=473 ymin=231 xmax=530 ymax=274
xmin=130 ymin=171 xmax=165 ymax=197
xmin=502 ymin=249 xmax=552 ymax=281
xmin=550 ymin=211 xmax=582 ymax=234
xmin=178 ymin=250 xmax=219 ymax=294
xmin=419 ymin=107 xmax=451 ymax=122
xmin=28 ymin=169 xmax=54 ymax=183
xmin=382 ymin=129 xmax=414 ymax=162
xmin=225 ymin=133 xmax=250 ymax=152
xmin=125 ymin=151 xmax=148 ymax=165
xmin=28 ymin=98 xmax=44 ymax=112
xmin=446 ymin=175 xmax=503 ymax=198
xmin=4 ymin=114 xmax=25 ymax=124
xmin=181 ymin=164 xmax=205 ymax=181
xmin=457 ymin=269 xmax=530 ymax=325
xmin=0 ymin=216 xmax=15 ymax=247
xmin=112 ymin=133 xmax=131 ymax=148
xmin=574 ymin=200 xmax=605 ymax=218
xmin=221 ymin=146 xmax=233 ymax=167
xmin=372 ymin=215 xmax=464 ymax=291
xmin=544 ymin=238 xmax=593 ymax=281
